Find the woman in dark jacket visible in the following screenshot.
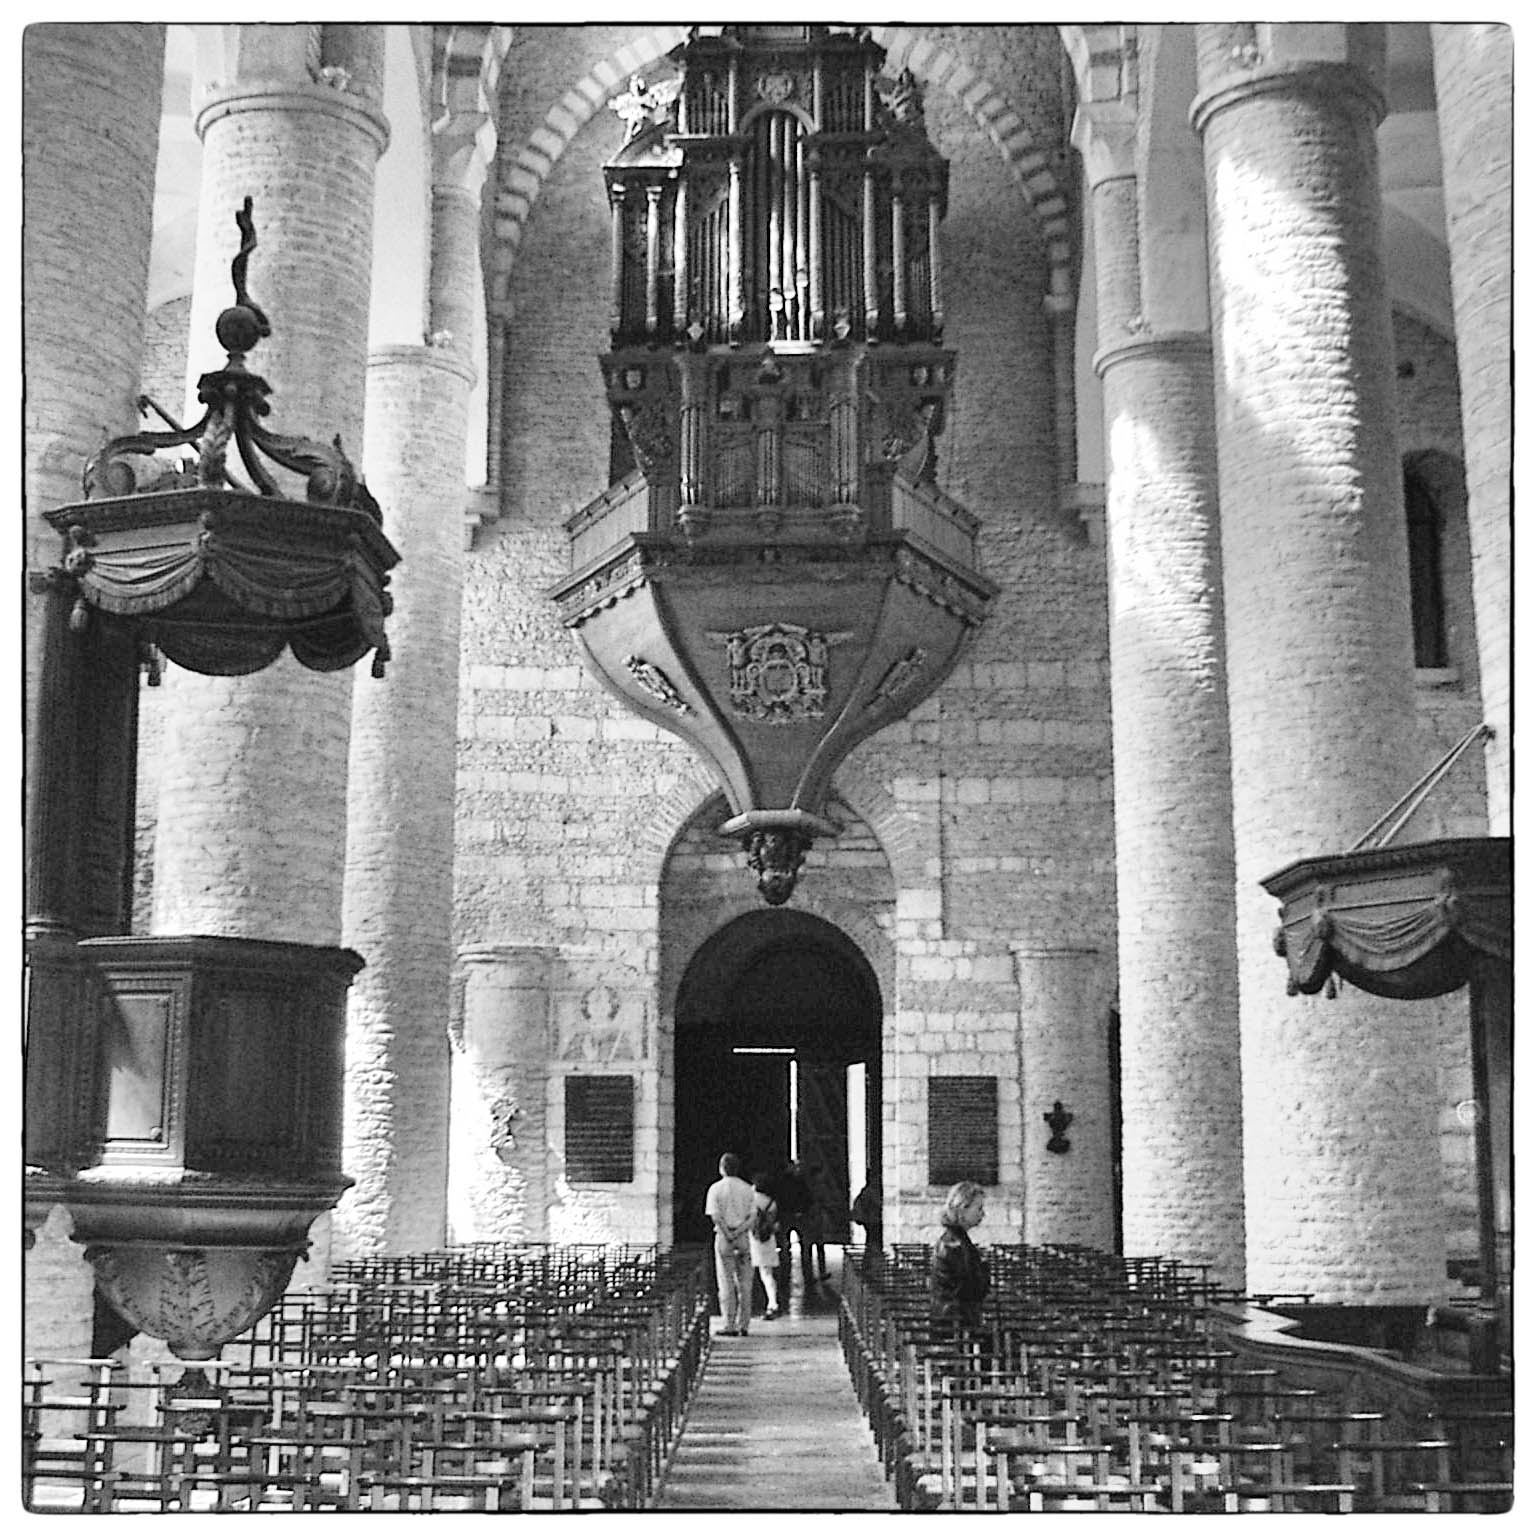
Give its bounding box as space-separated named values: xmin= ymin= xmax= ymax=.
xmin=930 ymin=1180 xmax=990 ymax=1332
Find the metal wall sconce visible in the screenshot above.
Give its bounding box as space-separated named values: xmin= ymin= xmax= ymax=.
xmin=1044 ymin=1100 xmax=1074 ymax=1154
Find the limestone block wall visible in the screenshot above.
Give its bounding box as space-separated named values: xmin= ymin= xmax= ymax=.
xmin=1431 ymin=24 xmax=1511 ymax=832
xmin=1391 ymin=310 xmax=1486 ymax=1269
xmin=1013 ymin=947 xmax=1117 ymax=1249
xmin=659 ymin=797 xmax=898 ymax=1242
xmin=453 ymin=26 xmax=1113 ymax=1254
xmin=453 ymin=69 xmax=710 ymax=1240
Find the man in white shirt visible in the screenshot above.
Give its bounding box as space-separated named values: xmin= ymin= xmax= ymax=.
xmin=703 ymin=1152 xmax=757 ymax=1335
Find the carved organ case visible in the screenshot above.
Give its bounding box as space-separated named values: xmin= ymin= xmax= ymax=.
xmin=554 ymin=25 xmax=994 ymax=905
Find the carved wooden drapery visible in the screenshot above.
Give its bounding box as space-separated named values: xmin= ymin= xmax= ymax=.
xmin=47 ymin=488 xmax=397 ymax=678
xmin=1263 ymin=837 xmax=1511 ymax=1001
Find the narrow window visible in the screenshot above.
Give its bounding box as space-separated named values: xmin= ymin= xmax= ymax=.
xmin=1404 ymin=465 xmax=1449 ymax=669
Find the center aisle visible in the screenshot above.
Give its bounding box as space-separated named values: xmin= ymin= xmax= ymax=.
xmin=654 ymin=1262 xmax=896 ymax=1511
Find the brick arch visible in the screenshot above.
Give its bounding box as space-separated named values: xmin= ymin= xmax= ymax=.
xmin=655 ymin=785 xmax=898 ymax=1019
xmin=628 ymin=754 xmax=721 ymax=884
xmin=831 ymin=755 xmax=933 ymax=895
xmin=488 ymin=25 xmax=689 ymax=301
xmin=488 ymin=25 xmax=1075 ymax=308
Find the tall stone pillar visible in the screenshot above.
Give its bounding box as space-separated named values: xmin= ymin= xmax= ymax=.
xmin=150 ymin=24 xmax=389 ymax=945
xmin=22 ymin=20 xmax=166 ymax=1360
xmin=1193 ymin=23 xmax=1443 ymax=1304
xmin=452 ymin=948 xmax=556 ymax=1242
xmin=337 ymin=30 xmax=498 ymax=1256
xmin=1431 ymin=25 xmax=1512 ymax=834
xmin=1077 ymin=98 xmax=1244 ymax=1287
xmin=1012 ymin=946 xmax=1115 ymax=1249
xmin=336 ymin=343 xmax=472 ymax=1256
xmin=22 ymin=23 xmax=164 ymax=570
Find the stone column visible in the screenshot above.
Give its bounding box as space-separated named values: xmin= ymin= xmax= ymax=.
xmin=1431 ymin=25 xmax=1512 ymax=834
xmin=1079 ymin=104 xmax=1244 ymax=1287
xmin=22 ymin=23 xmax=164 ymax=575
xmin=452 ymin=947 xmax=556 ymax=1242
xmin=1193 ymin=23 xmax=1443 ymax=1304
xmin=1012 ymin=946 xmax=1115 ymax=1249
xmin=335 ymin=345 xmax=472 ymax=1256
xmin=336 ymin=34 xmax=496 ymax=1256
xmin=22 ymin=20 xmax=166 ymax=1359
xmin=149 ymin=24 xmax=389 ymax=945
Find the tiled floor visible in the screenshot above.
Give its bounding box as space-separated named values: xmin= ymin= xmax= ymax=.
xmin=655 ymin=1257 xmax=895 ymax=1511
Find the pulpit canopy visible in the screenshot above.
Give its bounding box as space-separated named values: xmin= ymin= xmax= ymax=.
xmin=1262 ymin=836 xmax=1511 ymax=1000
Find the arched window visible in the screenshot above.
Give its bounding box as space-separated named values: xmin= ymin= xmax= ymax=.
xmin=1403 ymin=463 xmax=1449 ymax=670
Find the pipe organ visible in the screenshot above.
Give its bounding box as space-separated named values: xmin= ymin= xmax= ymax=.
xmin=554 ymin=24 xmax=992 ymax=906
xmin=606 ymin=25 xmax=947 ymax=351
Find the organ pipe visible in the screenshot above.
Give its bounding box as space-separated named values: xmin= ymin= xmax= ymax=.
xmin=863 ymin=169 xmax=878 ymax=335
xmin=645 ymin=184 xmax=662 ymax=336
xmin=767 ymin=122 xmax=782 ymax=336
xmin=729 ymin=157 xmax=744 ymax=337
xmin=928 ymin=193 xmax=944 ymax=337
xmin=795 ymin=133 xmax=810 ymax=341
xmin=608 ymin=183 xmax=625 ymax=336
xmin=891 ymin=190 xmax=908 ymax=335
xmin=673 ymin=177 xmax=689 ymax=330
xmin=808 ymin=160 xmax=823 ymax=338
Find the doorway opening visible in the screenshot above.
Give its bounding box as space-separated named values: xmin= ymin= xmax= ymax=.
xmin=672 ymin=909 xmax=882 ymax=1247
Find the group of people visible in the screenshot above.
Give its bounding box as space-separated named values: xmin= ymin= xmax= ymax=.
xmin=705 ymin=1154 xmax=991 ymax=1340
xmin=701 ymin=1153 xmax=833 ymax=1335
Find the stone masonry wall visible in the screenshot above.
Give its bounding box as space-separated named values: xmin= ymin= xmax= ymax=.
xmin=1393 ymin=308 xmax=1487 ymax=1270
xmin=454 ymin=26 xmax=1110 ymax=1254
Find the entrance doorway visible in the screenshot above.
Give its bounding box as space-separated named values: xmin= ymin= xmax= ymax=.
xmin=673 ymin=910 xmax=882 ymax=1247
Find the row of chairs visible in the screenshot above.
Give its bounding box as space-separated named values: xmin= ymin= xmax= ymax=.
xmin=25 ymin=1241 xmax=715 ymax=1513
xmin=838 ymin=1243 xmax=1514 ymax=1514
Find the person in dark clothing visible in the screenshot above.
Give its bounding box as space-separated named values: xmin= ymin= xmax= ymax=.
xmin=930 ymin=1180 xmax=990 ymax=1333
xmin=771 ymin=1158 xmax=816 ymax=1291
xmin=850 ymin=1179 xmax=883 ymax=1272
xmin=802 ymin=1162 xmax=832 ymax=1285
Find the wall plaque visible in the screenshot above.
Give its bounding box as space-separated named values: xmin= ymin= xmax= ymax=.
xmin=927 ymin=1076 xmax=998 ymax=1187
xmin=564 ymin=1074 xmax=635 ymax=1183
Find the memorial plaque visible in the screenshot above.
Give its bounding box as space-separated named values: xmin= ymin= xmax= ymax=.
xmin=565 ymin=1075 xmax=635 ymax=1183
xmin=927 ymin=1076 xmax=998 ymax=1187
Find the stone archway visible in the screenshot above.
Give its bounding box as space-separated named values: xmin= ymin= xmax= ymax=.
xmin=671 ymin=910 xmax=882 ymax=1248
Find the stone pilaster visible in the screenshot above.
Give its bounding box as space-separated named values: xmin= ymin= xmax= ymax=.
xmin=1012 ymin=946 xmax=1115 ymax=1249
xmin=149 ymin=25 xmax=389 ymax=945
xmin=1193 ymin=23 xmax=1443 ymax=1304
xmin=1431 ymin=25 xmax=1512 ymax=833
xmin=452 ymin=947 xmax=557 ymax=1241
xmin=22 ymin=19 xmax=166 ymax=1359
xmin=1081 ymin=108 xmax=1244 ymax=1286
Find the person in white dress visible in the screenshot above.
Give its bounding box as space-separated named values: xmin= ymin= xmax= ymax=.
xmin=750 ymin=1177 xmax=781 ymax=1320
